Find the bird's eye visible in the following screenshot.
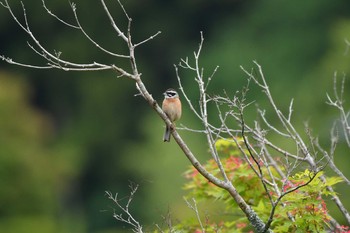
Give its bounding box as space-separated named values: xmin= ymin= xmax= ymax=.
xmin=167 ymin=92 xmax=176 ymax=97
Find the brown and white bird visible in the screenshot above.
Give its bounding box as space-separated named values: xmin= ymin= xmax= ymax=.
xmin=162 ymin=88 xmax=182 ymax=142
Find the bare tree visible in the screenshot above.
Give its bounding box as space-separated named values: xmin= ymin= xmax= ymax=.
xmin=1 ymin=1 xmax=349 ymax=232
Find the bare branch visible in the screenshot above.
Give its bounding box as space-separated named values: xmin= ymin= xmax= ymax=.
xmin=344 ymin=38 xmax=350 ymax=55
xmin=0 ymin=55 xmax=52 ymax=69
xmin=41 ymin=0 xmax=79 ymax=29
xmin=287 ymin=98 xmax=294 ymax=122
xmin=241 ymin=62 xmax=350 ymax=226
xmin=175 ymin=34 xmax=272 ymax=233
xmin=175 ymin=64 xmax=202 ymax=120
xmin=70 ymin=2 xmax=130 ymax=58
xmin=240 ymin=109 xmax=274 ymax=205
xmin=205 ymin=65 xmax=219 ymax=91
xmin=100 ymin=0 xmax=128 ymax=42
xmin=105 ymin=183 xmax=143 ymax=233
xmin=134 ymin=31 xmax=162 ymax=48
xmin=184 ymin=198 xmax=205 ymax=233
xmin=116 ymin=0 xmax=130 ymax=21
xmin=258 ymin=108 xmax=291 ymax=138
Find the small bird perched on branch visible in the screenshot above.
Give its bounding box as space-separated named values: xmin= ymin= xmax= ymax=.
xmin=162 ymin=88 xmax=182 ymax=142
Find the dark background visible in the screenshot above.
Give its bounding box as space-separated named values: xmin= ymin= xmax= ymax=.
xmin=0 ymin=0 xmax=350 ymax=232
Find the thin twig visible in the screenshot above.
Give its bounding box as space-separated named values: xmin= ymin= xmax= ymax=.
xmin=184 ymin=198 xmax=206 ymax=233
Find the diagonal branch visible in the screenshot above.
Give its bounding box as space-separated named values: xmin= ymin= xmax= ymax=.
xmin=100 ymin=0 xmax=128 ymax=42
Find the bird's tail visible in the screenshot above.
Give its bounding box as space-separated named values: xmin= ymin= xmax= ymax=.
xmin=163 ymin=125 xmax=171 ymax=142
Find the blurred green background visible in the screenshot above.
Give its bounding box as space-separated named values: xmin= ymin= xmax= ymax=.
xmin=1 ymin=0 xmax=350 ymax=232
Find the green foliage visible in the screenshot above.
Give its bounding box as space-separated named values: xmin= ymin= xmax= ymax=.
xmin=176 ymin=139 xmax=344 ymax=232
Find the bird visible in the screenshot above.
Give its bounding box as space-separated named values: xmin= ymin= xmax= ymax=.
xmin=162 ymin=88 xmax=182 ymax=142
